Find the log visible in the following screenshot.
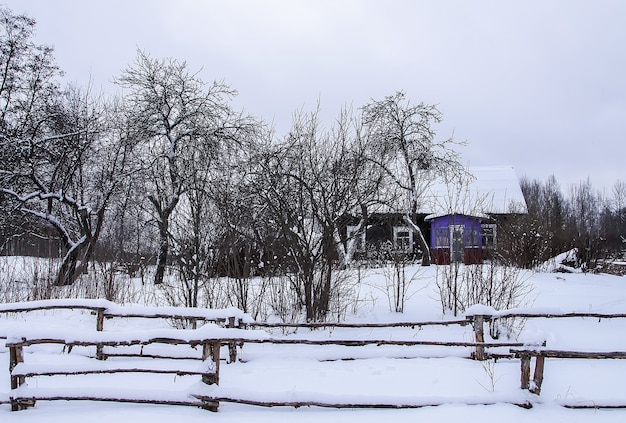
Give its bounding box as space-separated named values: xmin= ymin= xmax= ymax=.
xmin=201 ymin=341 xmax=220 ymax=411
xmin=250 ymin=320 xmax=469 ymax=329
xmin=96 ymin=308 xmax=105 ymax=360
xmin=102 ymin=352 xmax=201 ymax=360
xmin=473 ymin=315 xmax=485 ymax=360
xmin=10 ymin=395 xmax=203 ymax=408
xmin=9 ymin=344 xmax=29 ymax=411
xmin=520 ymin=354 xmax=531 ymax=390
xmin=511 ymin=349 xmax=626 ymax=360
xmin=228 ymin=316 xmax=238 ymax=363
xmin=495 ymin=312 xmax=626 ymax=320
xmin=201 ymin=341 xmax=220 ymax=386
xmin=103 ymin=312 xmax=225 ymax=323
xmin=9 ymin=337 xmax=214 ymax=348
xmin=238 ymin=338 xmax=526 ymax=348
xmin=192 ymin=395 xmax=533 ymax=409
xmin=531 ymin=355 xmax=545 ymax=395
xmin=9 ymin=337 xmax=528 ymax=349
xmin=0 ymin=304 xmax=100 ymax=314
xmin=12 ymin=368 xmax=213 ymax=378
xmin=563 ymin=404 xmax=626 ymax=409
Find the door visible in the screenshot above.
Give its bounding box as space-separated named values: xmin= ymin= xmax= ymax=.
xmin=450 ymin=225 xmax=464 ymax=263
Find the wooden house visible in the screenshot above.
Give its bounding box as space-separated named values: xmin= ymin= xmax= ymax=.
xmin=344 ymin=166 xmax=527 ymax=264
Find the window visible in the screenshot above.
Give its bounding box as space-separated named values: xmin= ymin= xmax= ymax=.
xmin=466 ymin=226 xmax=480 ymax=247
xmin=393 ymin=226 xmax=413 ymax=251
xmin=482 ymin=224 xmax=496 ymax=250
xmin=346 ymin=225 xmax=366 ymax=251
xmin=435 ymin=228 xmax=449 ymax=248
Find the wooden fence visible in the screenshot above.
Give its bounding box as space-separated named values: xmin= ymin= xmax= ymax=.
xmin=510 ymin=348 xmax=626 ymax=408
xmin=7 ymin=334 xmax=222 ymax=411
xmin=2 ymin=300 xmax=626 ymax=410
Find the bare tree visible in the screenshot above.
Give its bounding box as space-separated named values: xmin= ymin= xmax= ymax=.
xmin=361 ymin=91 xmax=465 ymax=265
xmin=498 ymin=175 xmax=569 ymax=268
xmin=2 ymin=87 xmax=137 ymax=285
xmin=255 ymin=106 xmax=383 ymax=321
xmin=612 ymin=180 xmax=626 ymax=251
xmin=116 ymin=50 xmax=239 ymax=285
xmin=0 ymin=6 xmax=61 ymax=249
xmin=567 ymin=178 xmax=603 ymax=269
xmin=0 ymin=8 xmax=138 ymax=285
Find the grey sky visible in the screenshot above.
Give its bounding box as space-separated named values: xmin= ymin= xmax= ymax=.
xmin=5 ymin=0 xmax=625 ymax=191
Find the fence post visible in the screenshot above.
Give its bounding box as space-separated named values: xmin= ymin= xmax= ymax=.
xmin=473 ymin=315 xmax=485 ymax=360
xmin=96 ymin=308 xmax=105 ymax=360
xmin=9 ymin=343 xmax=31 ymax=411
xmin=520 ymin=353 xmax=531 ymax=390
xmin=228 ymin=316 xmax=238 ymax=363
xmin=201 ymin=340 xmax=220 ymax=412
xmin=531 ymin=355 xmax=545 ymax=395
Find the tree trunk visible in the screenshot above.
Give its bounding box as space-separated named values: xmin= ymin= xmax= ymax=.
xmin=403 ymin=215 xmax=431 ymax=266
xmin=304 ymin=272 xmax=314 ymax=322
xmin=154 ymin=220 xmax=169 ymax=285
xmin=55 ymin=249 xmax=80 ymax=286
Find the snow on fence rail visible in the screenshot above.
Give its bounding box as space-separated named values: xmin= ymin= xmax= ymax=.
xmin=0 ymin=299 xmax=252 ymax=325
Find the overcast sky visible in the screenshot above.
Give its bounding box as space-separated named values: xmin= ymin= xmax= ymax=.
xmin=5 ymin=0 xmax=625 ymax=192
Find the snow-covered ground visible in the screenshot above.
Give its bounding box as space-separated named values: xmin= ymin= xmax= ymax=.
xmin=1 ymin=262 xmax=626 ymax=422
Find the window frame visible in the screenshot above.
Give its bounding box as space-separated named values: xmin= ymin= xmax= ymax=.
xmin=393 ymin=226 xmax=413 ymax=251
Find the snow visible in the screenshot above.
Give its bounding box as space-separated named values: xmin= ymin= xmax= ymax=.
xmin=0 ymin=299 xmax=254 ymax=324
xmin=104 ymin=304 xmax=254 ymax=323
xmin=465 ymin=304 xmax=498 ymax=316
xmin=0 ymin=298 xmax=116 ymax=312
xmin=1 ymin=265 xmax=626 ymax=422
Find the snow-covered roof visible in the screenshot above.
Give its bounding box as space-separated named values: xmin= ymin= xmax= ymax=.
xmin=417 ymin=166 xmax=527 ymax=216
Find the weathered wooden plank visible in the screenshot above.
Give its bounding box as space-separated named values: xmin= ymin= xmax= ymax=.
xmin=9 ymin=344 xmax=24 ymax=389
xmin=241 ymin=339 xmax=526 ymax=348
xmin=12 ymin=368 xmax=212 ymax=378
xmin=0 ymin=305 xmax=101 ymax=314
xmin=9 ymin=344 xmax=28 ymax=411
xmin=102 ymin=352 xmax=201 ymax=360
xmin=202 ymin=341 xmax=220 ymax=386
xmin=511 ymin=349 xmax=626 ymax=359
xmin=8 ymin=337 xmax=215 ymax=348
xmin=10 ymin=395 xmax=203 ymax=408
xmin=228 ymin=316 xmax=238 ymax=363
xmin=473 ymin=315 xmax=485 ymax=360
xmin=531 ymin=355 xmax=545 ymax=395
xmin=250 ymin=320 xmax=470 ymax=329
xmin=496 ymin=312 xmax=626 ymax=320
xmin=8 ymin=337 xmax=528 ymax=349
xmin=520 ymin=354 xmax=531 ymax=390
xmin=192 ymin=395 xmax=534 ymax=409
xmin=96 ymin=308 xmax=105 ymax=360
xmin=102 ymin=312 xmax=226 ymax=323
xmin=563 ymin=404 xmax=626 ymax=409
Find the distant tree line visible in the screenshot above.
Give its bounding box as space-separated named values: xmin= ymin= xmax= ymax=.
xmin=497 ymin=176 xmax=626 ymax=269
